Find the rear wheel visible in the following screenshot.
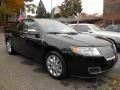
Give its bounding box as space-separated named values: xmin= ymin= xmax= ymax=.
xmin=45 ymin=51 xmax=67 ymax=79
xmin=6 ymin=40 xmax=16 ymax=55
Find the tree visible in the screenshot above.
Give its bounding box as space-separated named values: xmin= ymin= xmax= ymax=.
xmin=25 ymin=4 xmax=36 ymax=14
xmin=25 ymin=0 xmax=36 ymax=14
xmin=25 ymin=0 xmax=33 ymax=1
xmin=54 ymin=13 xmax=61 ymax=18
xmin=46 ymin=12 xmax=51 ymax=18
xmin=0 ymin=0 xmax=24 ymax=22
xmin=0 ymin=0 xmax=33 ymax=22
xmin=60 ymin=0 xmax=82 ymax=17
xmin=36 ymin=0 xmax=47 ymax=18
xmin=59 ymin=4 xmax=69 ymax=17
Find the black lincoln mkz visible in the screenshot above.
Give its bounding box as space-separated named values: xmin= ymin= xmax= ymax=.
xmin=5 ymin=19 xmax=118 ymax=79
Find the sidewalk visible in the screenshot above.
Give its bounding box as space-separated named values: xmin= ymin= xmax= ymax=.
xmin=0 ymin=26 xmax=4 ymax=33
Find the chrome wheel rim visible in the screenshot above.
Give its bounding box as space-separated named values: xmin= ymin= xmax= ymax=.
xmin=46 ymin=55 xmax=62 ymax=77
xmin=6 ymin=41 xmax=12 ymax=53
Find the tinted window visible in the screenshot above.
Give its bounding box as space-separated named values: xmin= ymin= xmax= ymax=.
xmin=19 ymin=23 xmax=25 ymax=31
xmin=13 ymin=22 xmax=28 ymax=31
xmin=25 ymin=21 xmax=39 ymax=30
xmin=75 ymin=25 xmax=90 ymax=32
xmin=12 ymin=22 xmax=24 ymax=31
xmin=13 ymin=23 xmax=19 ymax=31
xmin=13 ymin=21 xmax=39 ymax=32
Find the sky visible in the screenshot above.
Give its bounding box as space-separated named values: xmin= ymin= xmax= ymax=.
xmin=28 ymin=0 xmax=103 ymax=15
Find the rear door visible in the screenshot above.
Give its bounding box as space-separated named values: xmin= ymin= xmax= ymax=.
xmin=10 ymin=22 xmax=27 ymax=54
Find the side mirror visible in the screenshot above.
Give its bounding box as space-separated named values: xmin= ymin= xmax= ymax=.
xmin=28 ymin=29 xmax=40 ymax=38
xmin=88 ymin=30 xmax=93 ymax=33
xmin=28 ymin=29 xmax=38 ymax=35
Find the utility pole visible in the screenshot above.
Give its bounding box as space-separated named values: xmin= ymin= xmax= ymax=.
xmin=77 ymin=12 xmax=80 ymax=24
xmin=51 ymin=0 xmax=54 ymax=18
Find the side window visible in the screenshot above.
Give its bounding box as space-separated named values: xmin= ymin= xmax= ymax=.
xmin=18 ymin=22 xmax=25 ymax=31
xmin=13 ymin=21 xmax=39 ymax=32
xmin=12 ymin=22 xmax=22 ymax=31
xmin=24 ymin=21 xmax=39 ymax=31
xmin=75 ymin=25 xmax=90 ymax=32
xmin=29 ymin=23 xmax=39 ymax=30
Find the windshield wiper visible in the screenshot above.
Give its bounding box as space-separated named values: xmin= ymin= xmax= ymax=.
xmin=47 ymin=32 xmax=63 ymax=34
xmin=47 ymin=32 xmax=78 ymax=35
xmin=64 ymin=32 xmax=78 ymax=35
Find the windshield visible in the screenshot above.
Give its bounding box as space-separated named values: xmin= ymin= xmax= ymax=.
xmin=74 ymin=25 xmax=91 ymax=32
xmin=37 ymin=19 xmax=78 ymax=34
xmin=90 ymin=24 xmax=102 ymax=31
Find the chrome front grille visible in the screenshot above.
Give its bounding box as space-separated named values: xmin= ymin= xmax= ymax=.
xmin=97 ymin=46 xmax=115 ymax=60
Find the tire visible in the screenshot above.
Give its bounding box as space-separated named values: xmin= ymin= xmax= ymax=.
xmin=45 ymin=51 xmax=67 ymax=79
xmin=6 ymin=40 xmax=16 ymax=55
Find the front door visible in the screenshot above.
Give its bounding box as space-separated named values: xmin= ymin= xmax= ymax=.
xmin=10 ymin=22 xmax=28 ymax=55
xmin=22 ymin=20 xmax=44 ymax=60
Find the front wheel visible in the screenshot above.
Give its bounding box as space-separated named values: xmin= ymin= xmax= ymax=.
xmin=45 ymin=51 xmax=67 ymax=79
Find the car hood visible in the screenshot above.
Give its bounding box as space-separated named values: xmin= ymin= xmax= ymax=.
xmin=95 ymin=31 xmax=120 ymax=37
xmin=46 ymin=33 xmax=112 ymax=47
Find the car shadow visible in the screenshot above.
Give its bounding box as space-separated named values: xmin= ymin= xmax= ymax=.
xmin=19 ymin=55 xmax=47 ymax=74
xmin=60 ymin=75 xmax=109 ymax=89
xmin=33 ymin=65 xmax=47 ymax=73
xmin=21 ymin=59 xmax=35 ymax=65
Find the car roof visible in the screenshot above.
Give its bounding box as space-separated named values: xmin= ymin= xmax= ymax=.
xmin=34 ymin=18 xmax=58 ymax=22
xmin=23 ymin=18 xmax=58 ymax=23
xmin=69 ymin=23 xmax=94 ymax=26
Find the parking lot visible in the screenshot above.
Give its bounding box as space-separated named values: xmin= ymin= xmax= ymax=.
xmin=0 ymin=33 xmax=120 ymax=90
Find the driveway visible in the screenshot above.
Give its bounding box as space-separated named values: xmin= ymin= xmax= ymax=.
xmin=0 ymin=33 xmax=120 ymax=90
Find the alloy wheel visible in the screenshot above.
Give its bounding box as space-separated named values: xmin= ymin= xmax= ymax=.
xmin=46 ymin=55 xmax=62 ymax=77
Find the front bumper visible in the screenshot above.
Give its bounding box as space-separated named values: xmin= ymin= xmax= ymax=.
xmin=63 ymin=53 xmax=118 ymax=78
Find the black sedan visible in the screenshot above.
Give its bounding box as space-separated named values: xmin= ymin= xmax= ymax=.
xmin=5 ymin=19 xmax=118 ymax=79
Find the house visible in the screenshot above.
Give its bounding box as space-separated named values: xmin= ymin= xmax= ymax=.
xmin=103 ymin=0 xmax=120 ymax=26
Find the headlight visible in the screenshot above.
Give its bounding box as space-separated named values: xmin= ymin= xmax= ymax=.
xmin=71 ymin=46 xmax=100 ymax=56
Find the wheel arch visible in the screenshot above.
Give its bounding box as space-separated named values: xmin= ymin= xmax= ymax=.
xmin=43 ymin=46 xmax=68 ymax=79
xmin=106 ymin=38 xmax=118 ymax=50
xmin=43 ymin=46 xmax=68 ymax=71
xmin=43 ymin=46 xmax=63 ymax=60
xmin=107 ymin=38 xmax=116 ymax=45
